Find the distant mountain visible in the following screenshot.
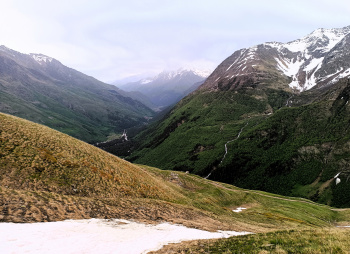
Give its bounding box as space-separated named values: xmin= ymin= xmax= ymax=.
xmin=117 ymin=68 xmax=211 ymax=109
xmin=125 ymin=25 xmax=350 ymax=207
xmin=0 ymin=45 xmax=154 ymax=143
xmin=112 ymin=73 xmax=154 ymax=86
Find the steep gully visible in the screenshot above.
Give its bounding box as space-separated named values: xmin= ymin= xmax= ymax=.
xmin=204 ymin=122 xmax=248 ymax=179
xmin=202 ymin=94 xmax=346 ymax=211
xmin=204 ymin=93 xmax=294 ymax=180
xmin=204 ymin=91 xmax=298 ymax=180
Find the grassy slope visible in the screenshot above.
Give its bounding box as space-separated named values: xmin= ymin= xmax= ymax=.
xmin=212 ymin=79 xmax=350 ymax=207
xmin=129 ymin=78 xmax=350 ymax=207
xmin=1 ymin=112 xmax=349 ymax=234
xmin=0 ymin=52 xmax=154 ymax=143
xmin=130 ymin=87 xmax=283 ymax=174
xmin=153 ymin=227 xmax=350 ymax=253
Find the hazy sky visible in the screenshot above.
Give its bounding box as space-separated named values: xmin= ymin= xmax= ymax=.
xmin=1 ymin=0 xmax=349 ymax=82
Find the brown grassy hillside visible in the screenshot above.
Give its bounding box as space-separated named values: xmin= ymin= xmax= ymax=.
xmin=1 ymin=112 xmax=349 ymax=234
xmin=0 ymin=113 xmax=170 ymax=199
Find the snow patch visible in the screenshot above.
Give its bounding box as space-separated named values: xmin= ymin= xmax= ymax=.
xmin=141 ymin=79 xmax=152 ymax=84
xmin=336 ymin=178 xmax=341 ymax=185
xmin=31 ymin=54 xmax=53 ymax=64
xmin=0 ymin=219 xmax=251 ymax=254
xmin=304 ymin=57 xmax=324 ymax=72
xmin=275 ymin=57 xmax=304 ymax=77
xmin=232 ymin=207 xmax=247 ymax=213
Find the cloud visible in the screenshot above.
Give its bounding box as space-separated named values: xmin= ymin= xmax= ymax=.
xmin=1 ymin=0 xmax=349 ymax=82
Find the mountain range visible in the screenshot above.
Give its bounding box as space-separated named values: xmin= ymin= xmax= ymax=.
xmin=201 ymin=26 xmax=350 ymax=93
xmin=0 ymin=45 xmax=154 ymax=143
xmin=123 ymin=25 xmax=350 ymax=207
xmin=3 ymin=25 xmax=350 ymax=252
xmin=116 ymin=68 xmax=211 ymax=110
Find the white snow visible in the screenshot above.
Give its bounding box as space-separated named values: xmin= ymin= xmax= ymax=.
xmin=0 ymin=219 xmax=251 ymax=254
xmin=31 ymin=54 xmax=53 ymax=64
xmin=264 ymin=42 xmax=283 ymax=50
xmin=304 ymin=57 xmax=324 ymax=72
xmin=319 ymin=67 xmax=350 ymax=85
xmin=284 ymin=27 xmax=349 ymax=54
xmin=269 ymin=27 xmax=350 ymax=91
xmin=190 ymin=69 xmax=212 ymax=78
xmin=141 ymin=79 xmax=152 ymax=84
xmin=232 ymin=207 xmax=247 ymax=213
xmin=226 ymin=62 xmax=235 ymax=72
xmin=335 ymin=67 xmax=350 ymax=81
xmin=275 ymin=57 xmax=304 ymax=77
xmin=226 ymin=51 xmax=245 ymax=72
xmin=336 ymin=178 xmax=341 ymax=185
xmin=302 ymin=57 xmax=324 ymax=90
xmin=275 ymin=54 xmax=326 ymax=91
xmin=284 ymin=40 xmax=309 ymax=53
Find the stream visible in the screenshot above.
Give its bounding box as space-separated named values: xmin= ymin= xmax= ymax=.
xmin=205 ymin=122 xmax=248 ymax=179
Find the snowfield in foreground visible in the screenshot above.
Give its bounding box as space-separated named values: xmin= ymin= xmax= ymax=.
xmin=0 ymin=219 xmax=251 ymax=254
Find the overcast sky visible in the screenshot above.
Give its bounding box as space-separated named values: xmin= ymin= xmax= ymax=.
xmin=1 ymin=0 xmax=349 ymax=82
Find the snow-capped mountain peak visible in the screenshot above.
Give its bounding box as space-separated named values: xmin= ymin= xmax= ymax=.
xmin=283 ymin=26 xmax=350 ymax=54
xmin=273 ymin=26 xmax=350 ymax=91
xmin=118 ymin=67 xmax=210 ymax=108
xmin=153 ymin=68 xmax=211 ymax=81
xmin=178 ymin=67 xmax=212 ymax=78
xmin=202 ymin=25 xmax=350 ymax=92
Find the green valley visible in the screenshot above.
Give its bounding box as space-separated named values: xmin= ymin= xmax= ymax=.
xmin=127 ymin=78 xmax=350 ymax=207
xmin=0 ymin=46 xmax=154 ymax=143
xmin=1 ymin=112 xmax=348 ymax=233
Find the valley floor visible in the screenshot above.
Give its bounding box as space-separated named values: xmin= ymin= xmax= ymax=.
xmin=0 ymin=218 xmax=251 ymax=254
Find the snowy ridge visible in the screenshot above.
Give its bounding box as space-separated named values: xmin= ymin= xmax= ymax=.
xmin=190 ymin=68 xmax=212 ymax=78
xmin=155 ymin=67 xmax=211 ymax=80
xmin=266 ymin=26 xmax=350 ymax=91
xmin=30 ymin=54 xmax=53 ymax=64
xmin=206 ymin=26 xmax=350 ymax=92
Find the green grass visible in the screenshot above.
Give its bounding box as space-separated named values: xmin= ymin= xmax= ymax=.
xmin=168 ymin=228 xmax=350 ymax=253
xmin=2 ymin=112 xmax=349 ymax=233
xmin=129 ymin=78 xmax=350 ymax=207
xmin=0 ymin=65 xmax=154 ymax=143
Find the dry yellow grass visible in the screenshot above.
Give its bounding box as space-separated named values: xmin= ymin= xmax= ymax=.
xmin=0 ymin=113 xmax=171 ymax=200
xmin=1 ymin=112 xmax=349 ymax=236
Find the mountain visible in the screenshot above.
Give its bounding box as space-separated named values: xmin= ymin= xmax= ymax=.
xmin=2 ymin=112 xmax=343 ymax=234
xmin=201 ymin=26 xmax=350 ymax=93
xmin=125 ymin=26 xmax=350 ymax=207
xmin=0 ymin=46 xmax=154 ymax=143
xmin=117 ymin=68 xmax=211 ymax=109
xmin=111 ymin=72 xmax=154 ymax=86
